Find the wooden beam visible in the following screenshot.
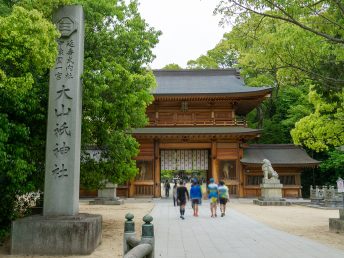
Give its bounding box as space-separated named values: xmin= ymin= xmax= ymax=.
xmin=159 ymin=143 xmax=212 ymax=149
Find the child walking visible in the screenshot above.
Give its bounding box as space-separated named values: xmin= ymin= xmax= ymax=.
xmin=218 ymin=181 xmax=229 ymax=217
xmin=177 ymin=181 xmax=189 ymax=219
xmin=190 ymin=179 xmax=202 ymax=216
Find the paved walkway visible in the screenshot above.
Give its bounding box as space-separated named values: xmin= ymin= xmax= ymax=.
xmin=150 ymin=199 xmax=344 ymax=258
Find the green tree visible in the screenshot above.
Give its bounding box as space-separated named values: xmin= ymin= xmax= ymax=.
xmin=187 ymin=38 xmax=237 ymax=69
xmin=16 ymin=0 xmax=160 ymax=187
xmin=207 ymin=10 xmax=343 ymax=151
xmin=291 ymin=89 xmax=344 ymax=152
xmin=247 ymin=86 xmax=312 ymax=144
xmin=0 ymin=5 xmax=59 ymax=240
xmin=0 ymin=0 xmax=160 ymax=241
xmin=319 ymin=149 xmax=344 ymax=183
xmin=215 ymin=0 xmax=344 ymax=98
xmin=216 ymin=0 xmax=344 ymax=44
xmin=0 ymin=0 xmax=12 ymax=15
xmin=163 ymin=63 xmax=182 ymax=70
xmin=197 ymin=1 xmax=344 ymax=195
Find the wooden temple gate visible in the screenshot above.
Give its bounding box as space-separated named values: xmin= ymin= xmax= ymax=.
xmin=129 ymin=140 xmax=245 ymax=198
xmin=81 ymin=70 xmax=319 ymax=199
xmin=123 ymin=69 xmax=319 ymax=198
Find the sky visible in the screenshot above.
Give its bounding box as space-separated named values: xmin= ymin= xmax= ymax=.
xmin=137 ymin=0 xmax=229 ymax=69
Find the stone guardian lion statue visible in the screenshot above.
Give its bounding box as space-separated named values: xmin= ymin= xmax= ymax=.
xmin=262 ymin=159 xmax=279 ymax=180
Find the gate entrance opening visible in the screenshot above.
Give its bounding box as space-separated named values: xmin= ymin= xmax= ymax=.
xmin=161 ymin=149 xmax=209 ymax=177
xmin=160 ymin=149 xmax=209 ymax=197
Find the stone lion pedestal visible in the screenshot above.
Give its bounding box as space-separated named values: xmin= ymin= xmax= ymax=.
xmin=253 ymin=178 xmax=291 ymax=206
xmin=253 ymin=159 xmax=291 ymax=206
xmin=89 ymin=183 xmax=124 ymax=205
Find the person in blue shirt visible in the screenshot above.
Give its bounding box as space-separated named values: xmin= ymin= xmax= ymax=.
xmin=190 ymin=179 xmax=202 ymax=217
xmin=207 ymin=178 xmax=219 ymax=218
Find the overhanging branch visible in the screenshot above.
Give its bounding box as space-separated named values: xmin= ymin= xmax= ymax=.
xmin=221 ymin=0 xmax=344 ymax=44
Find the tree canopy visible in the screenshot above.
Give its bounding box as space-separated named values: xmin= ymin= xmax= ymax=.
xmin=291 ymin=89 xmax=344 ymax=152
xmin=187 ymin=38 xmax=238 ymax=69
xmin=0 ymin=0 xmax=160 ymax=240
xmin=215 ymin=0 xmax=344 ymax=98
xmin=0 ymin=3 xmax=59 ymax=240
xmin=197 ymin=1 xmax=344 ymax=153
xmin=216 ymin=0 xmax=344 ymax=44
xmin=188 ymin=1 xmax=344 ymax=191
xmin=163 ymin=63 xmax=183 ymax=70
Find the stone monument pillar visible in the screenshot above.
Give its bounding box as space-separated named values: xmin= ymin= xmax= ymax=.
xmin=253 ymin=159 xmax=290 ymax=206
xmin=43 ymin=3 xmax=85 ymax=216
xmin=11 ymin=6 xmax=102 ymax=255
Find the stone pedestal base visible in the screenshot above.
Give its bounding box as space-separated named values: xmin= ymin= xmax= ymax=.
xmin=253 ymin=199 xmax=291 ymax=206
xmin=11 ymin=213 xmax=102 ymax=255
xmin=89 ymin=183 xmax=123 ymax=205
xmin=89 ymin=197 xmax=124 ymax=205
xmin=329 ymin=218 xmax=344 ymax=233
xmin=260 ymin=178 xmax=283 ymax=200
xmin=329 ymin=209 xmax=344 ymax=233
xmin=254 ymin=178 xmax=290 ymax=206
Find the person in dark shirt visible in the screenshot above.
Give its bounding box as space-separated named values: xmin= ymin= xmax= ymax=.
xmin=164 ymin=180 xmax=171 ymax=197
xmin=177 ymin=181 xmax=189 ymax=219
xmin=172 ymin=182 xmax=178 ymax=206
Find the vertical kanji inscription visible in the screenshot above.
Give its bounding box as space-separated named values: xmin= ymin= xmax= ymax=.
xmin=44 ymin=6 xmax=84 ymax=216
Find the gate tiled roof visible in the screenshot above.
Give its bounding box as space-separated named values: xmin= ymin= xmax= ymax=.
xmin=152 ymin=69 xmax=272 ymax=95
xmin=240 ymin=144 xmax=320 ymax=167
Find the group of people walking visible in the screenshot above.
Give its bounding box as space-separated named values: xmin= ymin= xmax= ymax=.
xmin=171 ymin=177 xmax=229 ymax=219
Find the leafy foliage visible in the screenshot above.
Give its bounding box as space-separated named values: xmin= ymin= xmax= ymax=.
xmin=320 ymin=150 xmax=344 ymax=182
xmin=190 ymin=1 xmax=344 ymax=193
xmin=187 ymin=37 xmax=238 ymax=69
xmin=291 ymin=89 xmax=344 ymax=152
xmin=248 ymin=86 xmax=313 ymax=144
xmin=0 ymin=0 xmax=160 ymax=242
xmin=0 ymin=0 xmax=12 ymax=16
xmin=0 ymin=4 xmax=59 ymax=241
xmin=207 ymin=3 xmax=343 ymax=152
xmin=215 ymin=0 xmax=344 ymax=98
xmin=216 ymin=0 xmax=344 ymax=44
xmin=12 ymin=0 xmax=160 ymax=188
xmin=78 ymin=0 xmax=160 ymax=187
xmin=211 ymin=0 xmax=344 ymax=194
xmin=163 ymin=63 xmax=182 ymax=70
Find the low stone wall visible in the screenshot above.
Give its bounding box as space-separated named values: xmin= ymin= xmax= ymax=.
xmin=310 ymin=186 xmax=344 ymax=208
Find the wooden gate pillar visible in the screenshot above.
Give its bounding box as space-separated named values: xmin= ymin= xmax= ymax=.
xmin=211 ymin=140 xmax=219 ymax=183
xmin=129 ymin=179 xmax=135 ymax=197
xmin=238 ymin=146 xmax=244 ymax=197
xmin=154 ymin=139 xmax=160 ymax=197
